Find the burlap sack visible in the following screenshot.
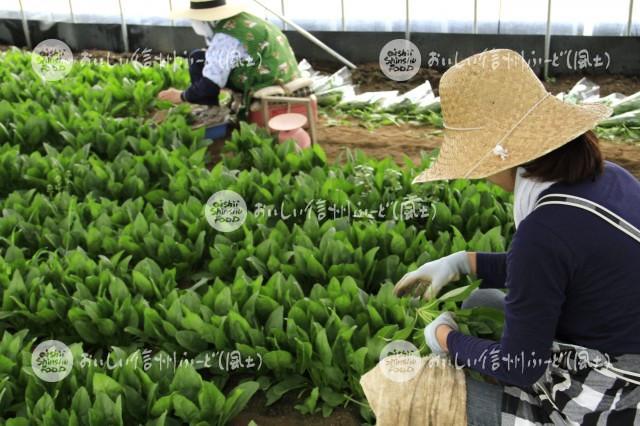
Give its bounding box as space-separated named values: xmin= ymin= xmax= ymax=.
xmin=359 ymin=354 xmax=467 ymax=426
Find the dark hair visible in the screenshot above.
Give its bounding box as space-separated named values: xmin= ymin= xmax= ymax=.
xmin=522 ymin=130 xmax=603 ymax=184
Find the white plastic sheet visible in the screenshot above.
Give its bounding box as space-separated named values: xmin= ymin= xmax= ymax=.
xmin=562 ymin=77 xmax=640 ymax=128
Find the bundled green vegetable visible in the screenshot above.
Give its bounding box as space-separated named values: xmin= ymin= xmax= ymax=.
xmin=598 ymin=109 xmax=640 ymax=127
xmin=612 ymin=92 xmax=640 ymax=115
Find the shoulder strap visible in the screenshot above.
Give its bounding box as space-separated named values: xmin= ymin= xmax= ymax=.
xmin=535 ymin=193 xmax=640 ymax=245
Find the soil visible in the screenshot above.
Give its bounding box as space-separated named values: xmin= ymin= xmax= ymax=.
xmin=317 ymin=116 xmax=640 ymax=180
xmin=544 ymin=74 xmax=640 ymax=97
xmin=318 ymin=117 xmax=443 ymax=164
xmin=598 ymin=140 xmax=640 ymax=179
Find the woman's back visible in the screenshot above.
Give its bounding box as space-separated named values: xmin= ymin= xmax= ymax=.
xmin=523 ymin=161 xmax=640 ymax=354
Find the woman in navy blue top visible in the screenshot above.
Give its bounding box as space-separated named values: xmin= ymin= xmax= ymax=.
xmin=396 ymin=49 xmax=640 ymax=425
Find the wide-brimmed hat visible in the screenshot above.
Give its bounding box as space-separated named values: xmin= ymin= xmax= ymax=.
xmin=170 ymin=0 xmax=245 ymax=21
xmin=413 ymin=49 xmax=613 ymax=184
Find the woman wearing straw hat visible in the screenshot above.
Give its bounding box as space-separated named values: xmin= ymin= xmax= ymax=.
xmin=394 ymin=49 xmax=640 ymax=425
xmin=157 ymin=0 xmax=299 ymax=109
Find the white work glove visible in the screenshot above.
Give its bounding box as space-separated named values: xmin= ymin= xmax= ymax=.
xmin=424 ymin=312 xmax=459 ymax=356
xmin=393 ymin=251 xmax=471 ymax=300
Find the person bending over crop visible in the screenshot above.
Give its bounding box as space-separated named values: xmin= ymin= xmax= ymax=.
xmin=157 ymin=0 xmax=299 ymax=108
xmin=394 ymin=49 xmax=640 ymax=425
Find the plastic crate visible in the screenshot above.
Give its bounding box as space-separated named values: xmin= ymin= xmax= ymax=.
xmin=204 ymin=122 xmax=229 ymax=140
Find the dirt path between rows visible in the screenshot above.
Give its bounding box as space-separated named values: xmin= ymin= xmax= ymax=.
xmin=317 ymin=118 xmax=640 ymax=180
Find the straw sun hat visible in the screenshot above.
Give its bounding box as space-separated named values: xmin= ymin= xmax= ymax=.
xmin=413 ymin=49 xmax=613 ymax=184
xmin=170 ymin=0 xmax=246 ymax=21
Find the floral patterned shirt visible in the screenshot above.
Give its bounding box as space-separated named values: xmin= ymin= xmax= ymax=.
xmin=202 ymin=32 xmax=251 ymax=88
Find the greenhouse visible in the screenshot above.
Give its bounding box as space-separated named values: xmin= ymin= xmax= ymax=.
xmin=1 ymin=0 xmax=640 ymax=425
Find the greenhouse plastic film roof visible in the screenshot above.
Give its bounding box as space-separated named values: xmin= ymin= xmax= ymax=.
xmin=2 ymin=0 xmax=639 ymax=35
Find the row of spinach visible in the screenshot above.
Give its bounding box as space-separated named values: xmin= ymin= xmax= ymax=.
xmin=0 ymin=246 xmax=502 ymax=423
xmin=0 ymin=48 xmax=510 ymax=424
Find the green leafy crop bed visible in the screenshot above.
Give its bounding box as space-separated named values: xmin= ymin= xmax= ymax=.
xmin=0 ymin=48 xmax=510 ymax=425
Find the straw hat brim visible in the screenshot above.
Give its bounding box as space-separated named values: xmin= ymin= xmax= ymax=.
xmin=170 ymin=4 xmax=245 ymax=21
xmin=412 ymin=98 xmax=613 ymax=184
